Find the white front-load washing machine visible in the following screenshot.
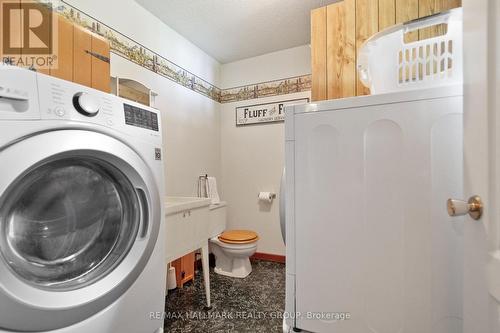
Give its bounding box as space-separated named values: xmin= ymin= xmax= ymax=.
xmin=0 ymin=66 xmax=166 ymax=333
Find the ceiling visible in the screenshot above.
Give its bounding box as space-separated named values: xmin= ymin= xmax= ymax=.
xmin=136 ymin=0 xmax=339 ymax=64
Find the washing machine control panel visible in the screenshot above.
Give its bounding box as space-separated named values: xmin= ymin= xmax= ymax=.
xmin=124 ymin=103 xmax=159 ymax=132
xmin=33 ymin=70 xmax=161 ymax=142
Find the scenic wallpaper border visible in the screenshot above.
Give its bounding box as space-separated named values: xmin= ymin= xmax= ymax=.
xmin=41 ymin=0 xmax=311 ymax=103
xmin=221 ymin=75 xmax=311 ymax=104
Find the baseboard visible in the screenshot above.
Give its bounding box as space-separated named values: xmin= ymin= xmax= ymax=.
xmin=195 ymin=252 xmax=286 ymax=268
xmin=251 ymin=252 xmax=286 ymax=263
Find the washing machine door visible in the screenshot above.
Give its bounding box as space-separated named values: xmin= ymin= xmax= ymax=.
xmin=0 ymin=130 xmax=161 ymax=332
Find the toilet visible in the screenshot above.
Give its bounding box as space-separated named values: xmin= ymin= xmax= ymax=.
xmin=209 ymin=202 xmax=259 ymax=278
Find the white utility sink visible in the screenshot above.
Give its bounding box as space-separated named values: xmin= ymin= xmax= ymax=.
xmin=165 ymin=196 xmax=211 ymax=216
xmin=164 ymin=196 xmax=213 ymax=308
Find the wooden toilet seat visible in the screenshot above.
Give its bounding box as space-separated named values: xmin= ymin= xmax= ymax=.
xmin=218 ymin=230 xmax=259 ymax=244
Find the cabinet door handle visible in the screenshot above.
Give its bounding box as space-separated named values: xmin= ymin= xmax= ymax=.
xmin=84 ymin=50 xmax=110 ymax=63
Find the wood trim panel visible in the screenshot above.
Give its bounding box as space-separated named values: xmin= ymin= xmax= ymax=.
xmin=326 ymin=0 xmax=356 ymax=99
xmin=251 ymin=252 xmax=286 ymax=264
xmin=311 ymin=6 xmax=327 ymax=101
xmin=396 ymin=0 xmax=419 ymax=42
xmin=419 ymin=0 xmax=462 ymax=40
xmin=312 ymin=0 xmax=462 ymax=101
xmin=355 ymin=0 xmax=378 ymax=96
xmin=379 ymin=0 xmax=396 ymax=31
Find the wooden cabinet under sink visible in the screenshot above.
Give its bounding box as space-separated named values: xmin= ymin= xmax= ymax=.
xmin=171 ymin=252 xmax=195 ymax=288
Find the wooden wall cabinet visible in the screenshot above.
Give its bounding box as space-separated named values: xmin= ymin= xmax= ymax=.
xmin=56 ymin=19 xmax=111 ymax=93
xmin=311 ymin=0 xmax=462 ymax=101
xmin=73 ymin=25 xmax=92 ymax=88
xmin=171 ymin=252 xmax=196 ymax=288
xmin=50 ymin=15 xmax=74 ymax=81
xmin=71 ymin=25 xmax=111 ymax=93
xmin=0 ymin=3 xmax=110 ymax=93
xmin=90 ymin=34 xmax=111 ymax=93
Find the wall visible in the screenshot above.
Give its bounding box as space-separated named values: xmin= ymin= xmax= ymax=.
xmin=57 ymin=1 xmax=311 ymax=256
xmin=220 ymin=45 xmax=311 ymax=88
xmin=220 ymin=45 xmax=311 ymax=256
xmin=64 ymin=0 xmax=222 ymax=196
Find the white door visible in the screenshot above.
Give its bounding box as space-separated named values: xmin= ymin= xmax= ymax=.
xmin=293 ymin=86 xmax=464 ymax=333
xmin=461 ymin=1 xmax=500 ymax=332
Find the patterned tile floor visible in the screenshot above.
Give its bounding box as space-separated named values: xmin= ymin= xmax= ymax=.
xmin=164 ymin=259 xmax=285 ymax=333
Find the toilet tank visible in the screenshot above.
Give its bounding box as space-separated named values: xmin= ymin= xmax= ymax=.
xmin=209 ymin=202 xmax=227 ymax=238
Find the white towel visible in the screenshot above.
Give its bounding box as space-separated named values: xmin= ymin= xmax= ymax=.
xmin=205 ymin=176 xmax=220 ymax=204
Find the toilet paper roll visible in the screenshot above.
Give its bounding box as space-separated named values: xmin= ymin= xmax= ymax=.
xmin=258 ymin=192 xmax=274 ymax=203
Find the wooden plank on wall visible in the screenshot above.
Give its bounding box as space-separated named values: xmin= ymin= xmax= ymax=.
xmin=311 ymin=6 xmax=327 ymax=101
xmin=379 ymin=0 xmax=396 ymax=30
xmin=50 ymin=16 xmax=73 ymax=81
xmin=326 ymin=0 xmax=356 ymax=99
xmin=310 ymin=0 xmax=461 ymax=100
xmin=356 ymin=0 xmax=379 ymax=96
xmin=418 ymin=0 xmax=462 ymax=40
xmin=396 ymin=0 xmax=419 ymax=42
xmin=91 ymin=34 xmax=110 ymax=93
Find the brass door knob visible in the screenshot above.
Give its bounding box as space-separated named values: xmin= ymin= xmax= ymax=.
xmin=447 ymin=195 xmax=483 ymax=220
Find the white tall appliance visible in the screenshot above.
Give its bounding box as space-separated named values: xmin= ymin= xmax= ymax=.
xmin=283 ymin=85 xmax=463 ymax=333
xmin=0 ymin=66 xmax=165 ymax=333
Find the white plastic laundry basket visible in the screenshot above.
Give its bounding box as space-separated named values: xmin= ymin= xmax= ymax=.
xmin=357 ymin=7 xmax=462 ymax=94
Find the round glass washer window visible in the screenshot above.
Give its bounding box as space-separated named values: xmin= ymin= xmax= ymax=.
xmin=0 ymin=157 xmax=141 ymax=290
